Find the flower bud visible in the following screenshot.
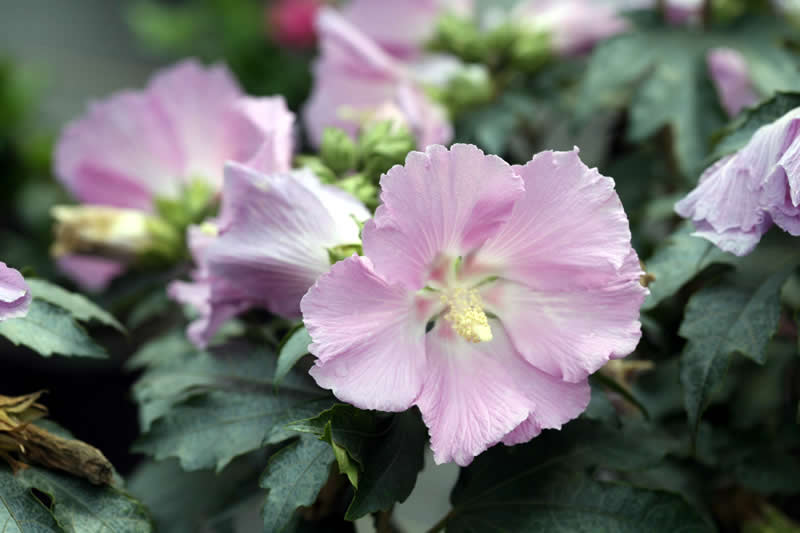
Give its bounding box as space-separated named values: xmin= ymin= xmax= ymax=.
xmin=327 ymin=243 xmax=363 ymax=264
xmin=51 ymin=205 xmax=181 ymax=263
xmin=320 ymin=127 xmax=358 ymax=175
xmin=511 ymin=31 xmax=553 ymax=72
xmin=336 ymin=173 xmax=379 ymax=209
xmin=154 ymin=179 xmax=216 ymax=232
xmin=443 ymin=65 xmax=493 ymax=114
xmin=428 ymin=13 xmax=484 ymax=62
xmin=295 ymin=155 xmax=338 ymax=184
xmin=358 ymin=120 xmax=416 ymax=181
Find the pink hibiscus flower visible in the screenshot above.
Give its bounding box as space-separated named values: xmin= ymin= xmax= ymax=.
xmin=301 ymin=144 xmax=647 ymax=465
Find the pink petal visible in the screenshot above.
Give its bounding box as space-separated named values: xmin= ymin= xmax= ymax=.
xmin=415 ymin=322 xmax=532 ymax=466
xmin=225 ymin=96 xmax=295 ymax=175
xmin=168 ymin=278 xmax=251 ymax=348
xmin=707 ymin=48 xmax=759 ymax=117
xmin=147 ymin=59 xmax=244 ymax=187
xmin=55 ymin=91 xmax=183 ymax=210
xmin=483 ymin=252 xmax=646 ymax=382
xmin=362 ymin=144 xmax=524 ymax=289
xmin=473 ymin=149 xmax=634 ymax=291
xmin=57 ymin=255 xmax=126 ymax=292
xmin=303 ymin=255 xmax=427 ymax=412
xmin=0 ymin=262 xmax=30 ymax=321
xmin=206 ymin=163 xmax=365 ymax=318
xmin=501 ymin=363 xmax=591 ymax=446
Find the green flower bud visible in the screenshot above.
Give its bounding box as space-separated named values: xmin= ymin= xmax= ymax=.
xmin=336 ymin=173 xmax=379 ymax=210
xmin=481 ymin=22 xmax=519 ymax=58
xmin=444 ymin=65 xmax=493 ymax=114
xmin=154 ymin=179 xmax=216 ymax=231
xmin=511 ymin=31 xmax=552 ymax=73
xmin=294 ymin=155 xmax=337 ymax=184
xmin=358 ymin=120 xmax=416 ymax=182
xmin=327 ymin=243 xmax=363 ymax=264
xmin=428 ymin=13 xmax=484 ymax=62
xmin=320 ymin=127 xmax=358 ymax=174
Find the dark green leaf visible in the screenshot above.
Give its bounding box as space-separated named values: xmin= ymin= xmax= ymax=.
xmin=442 ymin=420 xmax=709 ymax=533
xmin=288 ymin=405 xmax=427 ymax=520
xmin=26 ymin=279 xmax=124 ymax=331
xmin=0 ymin=465 xmax=61 ymax=532
xmin=0 ymin=300 xmax=106 ymax=358
xmin=275 ymin=325 xmax=312 ymax=385
xmin=133 ymin=343 xmax=333 ymax=471
xmin=260 ymin=436 xmax=335 ymax=533
xmin=680 ymin=269 xmax=792 ymax=435
xmin=709 ymin=92 xmax=800 ymax=163
xmin=579 ymin=22 xmax=800 ymax=178
xmin=129 ymin=456 xmax=263 ymax=533
xmin=1 ymin=464 xmax=153 ymax=533
xmin=124 ymin=329 xmax=196 ymax=372
xmin=642 ymin=223 xmax=737 ymax=311
xmin=589 ymin=372 xmax=650 ymax=419
xmin=583 ymin=383 xmax=617 ymax=422
xmin=734 ymin=452 xmax=800 ymax=495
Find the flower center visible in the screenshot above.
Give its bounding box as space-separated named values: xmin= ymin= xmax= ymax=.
xmin=440 ymin=287 xmax=493 ymax=343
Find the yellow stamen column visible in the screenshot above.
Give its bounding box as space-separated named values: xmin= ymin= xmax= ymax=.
xmin=440 ymin=287 xmax=493 ymax=343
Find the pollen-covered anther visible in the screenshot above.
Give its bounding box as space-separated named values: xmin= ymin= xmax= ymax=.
xmin=440 ymin=287 xmax=493 ymax=343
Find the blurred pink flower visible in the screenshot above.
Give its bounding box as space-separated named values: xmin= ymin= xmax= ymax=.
xmin=707 ymin=48 xmax=758 ymax=117
xmin=54 ymin=60 xmax=294 ymax=290
xmin=341 ymin=0 xmax=472 ymax=59
xmin=269 ymin=0 xmax=321 ymax=49
xmin=676 ymin=108 xmax=800 ymax=255
xmin=665 ymin=0 xmax=703 ymax=25
xmin=0 ymin=262 xmax=30 ymax=321
xmin=513 ymin=0 xmax=630 ymax=55
xmin=302 ymin=145 xmax=646 ymax=465
xmin=303 ymin=7 xmax=453 ymax=149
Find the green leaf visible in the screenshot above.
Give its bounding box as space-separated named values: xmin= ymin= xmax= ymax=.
xmin=734 ymin=451 xmax=800 ymax=495
xmin=679 ymin=269 xmax=792 ymax=435
xmin=0 ymin=300 xmax=106 ymax=358
xmin=288 ymin=405 xmax=427 ymax=520
xmin=1 ymin=464 xmax=153 ymax=533
xmin=133 ymin=343 xmax=333 ymax=472
xmin=275 ymin=325 xmax=312 ymax=385
xmin=259 ymin=436 xmax=335 ymax=533
xmin=440 ymin=420 xmax=710 ymax=533
xmin=0 ymin=465 xmax=61 ymax=532
xmin=709 ymin=91 xmax=800 ymax=163
xmin=129 ymin=456 xmax=263 ymax=533
xmin=26 ymin=279 xmax=124 ymax=331
xmin=579 ymin=21 xmax=800 ymax=178
xmin=642 ymin=223 xmax=737 ymax=311
xmin=124 ymin=330 xmax=196 ymax=372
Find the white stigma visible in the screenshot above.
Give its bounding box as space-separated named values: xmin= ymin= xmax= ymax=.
xmin=440 ymin=287 xmax=493 ymax=343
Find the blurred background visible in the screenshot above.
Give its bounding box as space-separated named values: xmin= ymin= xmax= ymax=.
xmin=0 ymin=0 xmax=316 ymax=476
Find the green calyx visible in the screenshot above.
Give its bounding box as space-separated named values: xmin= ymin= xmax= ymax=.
xmin=327 ymin=243 xmax=363 ymax=265
xmin=154 ymin=179 xmax=216 ymax=232
xmin=296 ymin=122 xmax=414 ymax=210
xmin=148 ymin=178 xmax=218 ymax=264
xmin=320 ymin=127 xmax=358 ymax=175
